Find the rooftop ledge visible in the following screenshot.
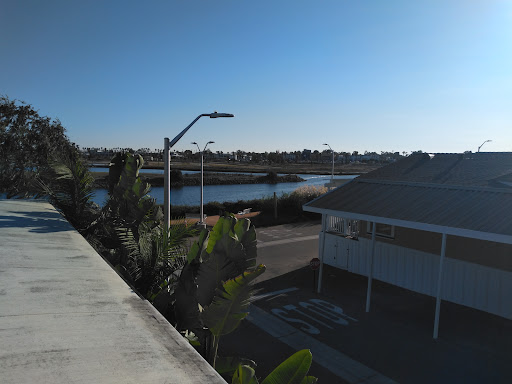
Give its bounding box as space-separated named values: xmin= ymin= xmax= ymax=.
xmin=0 ymin=199 xmax=225 ymax=384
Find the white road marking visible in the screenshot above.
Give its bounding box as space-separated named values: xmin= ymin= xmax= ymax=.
xmin=251 ymin=287 xmax=299 ymax=302
xmin=283 ymin=304 xmax=334 ymax=329
xmin=247 ymin=304 xmax=397 ymax=384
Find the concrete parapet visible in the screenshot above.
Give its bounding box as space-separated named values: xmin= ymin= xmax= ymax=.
xmin=0 ymin=199 xmax=225 ymax=384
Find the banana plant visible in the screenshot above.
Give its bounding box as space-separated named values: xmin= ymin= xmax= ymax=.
xmin=104 ymin=152 xmax=158 ymax=227
xmin=175 ymin=214 xmax=263 ymax=366
xmin=232 ymin=350 xmax=317 ymax=384
xmin=93 ymin=152 xmax=162 ymax=258
xmin=204 ymin=265 xmax=265 ymax=368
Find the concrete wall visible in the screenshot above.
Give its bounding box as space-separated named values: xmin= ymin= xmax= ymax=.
xmin=0 ymin=200 xmax=225 ymax=384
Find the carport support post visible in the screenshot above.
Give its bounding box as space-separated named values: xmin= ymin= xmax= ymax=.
xmin=433 ymin=233 xmax=447 ymax=339
xmin=366 ymin=221 xmax=377 ymax=312
xmin=317 ymin=214 xmax=327 ymax=293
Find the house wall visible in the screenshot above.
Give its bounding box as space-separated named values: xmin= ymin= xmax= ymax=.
xmin=320 ymin=231 xmax=512 ymax=319
xmin=358 ymin=221 xmax=512 ymax=272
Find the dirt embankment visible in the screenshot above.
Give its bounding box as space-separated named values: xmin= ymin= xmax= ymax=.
xmin=91 ymin=172 xmax=304 ymax=188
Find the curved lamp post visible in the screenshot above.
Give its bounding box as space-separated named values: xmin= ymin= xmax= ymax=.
xmin=192 ymin=141 xmax=214 ymax=227
xmin=322 ymin=143 xmax=334 ymax=185
xmin=164 ymin=112 xmax=233 ymax=232
xmin=477 ymin=139 xmax=492 ymax=152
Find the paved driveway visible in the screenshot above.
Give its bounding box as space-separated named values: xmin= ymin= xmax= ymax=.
xmin=219 ymin=223 xmax=512 ymax=384
xmin=255 ymin=222 xmax=321 ymax=283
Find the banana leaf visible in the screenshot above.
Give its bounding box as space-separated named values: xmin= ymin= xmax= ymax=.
xmin=202 ymin=265 xmax=266 ymax=337
xmin=261 ymin=350 xmax=314 ymax=384
xmin=216 ymin=356 xmax=257 ymax=376
xmin=232 ymin=364 xmax=259 ymax=384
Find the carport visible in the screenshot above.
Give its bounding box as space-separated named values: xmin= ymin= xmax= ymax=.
xmin=304 ymin=179 xmax=512 ymax=339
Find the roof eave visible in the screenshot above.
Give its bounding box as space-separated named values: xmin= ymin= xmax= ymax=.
xmin=304 ymin=207 xmax=512 ymax=245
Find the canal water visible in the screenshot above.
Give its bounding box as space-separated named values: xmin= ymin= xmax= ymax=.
xmin=90 ymin=169 xmax=356 ymax=206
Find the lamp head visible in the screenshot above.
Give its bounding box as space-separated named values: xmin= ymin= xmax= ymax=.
xmin=191 ymin=142 xmax=197 ymax=145
xmin=207 ymin=141 xmax=215 ymax=145
xmin=209 ymin=111 xmax=234 ymax=118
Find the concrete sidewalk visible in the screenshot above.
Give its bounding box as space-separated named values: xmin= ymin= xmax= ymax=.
xmin=0 ymin=200 xmax=224 ymax=384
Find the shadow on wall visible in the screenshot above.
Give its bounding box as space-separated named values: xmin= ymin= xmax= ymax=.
xmin=0 ymin=210 xmax=71 ymax=233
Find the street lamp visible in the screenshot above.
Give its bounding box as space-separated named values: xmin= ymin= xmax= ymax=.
xmin=192 ymin=141 xmax=214 ymax=227
xmin=323 ymin=143 xmax=334 ymax=185
xmin=477 ymin=139 xmax=492 ymax=152
xmin=164 ymin=112 xmax=234 ymax=233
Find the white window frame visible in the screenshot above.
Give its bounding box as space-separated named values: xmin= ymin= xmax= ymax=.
xmin=366 ymin=222 xmax=395 ymax=239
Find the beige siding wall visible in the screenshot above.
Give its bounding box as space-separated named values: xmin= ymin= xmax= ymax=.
xmin=358 ymin=220 xmax=512 ymax=272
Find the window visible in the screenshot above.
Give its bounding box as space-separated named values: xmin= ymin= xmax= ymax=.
xmin=366 ymin=222 xmax=395 ymax=239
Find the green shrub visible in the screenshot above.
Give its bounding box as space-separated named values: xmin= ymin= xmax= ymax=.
xmin=204 ymin=201 xmax=225 ymax=216
xmin=171 ymin=169 xmax=184 ymax=184
xmin=266 ymin=171 xmax=278 ymax=184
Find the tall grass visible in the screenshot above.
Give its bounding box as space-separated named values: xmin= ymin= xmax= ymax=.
xmin=170 ymin=185 xmax=328 ymax=219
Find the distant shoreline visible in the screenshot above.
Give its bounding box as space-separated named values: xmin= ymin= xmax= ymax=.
xmin=89 ymin=160 xmax=381 ymax=176
xmin=91 ymin=171 xmax=305 ymax=188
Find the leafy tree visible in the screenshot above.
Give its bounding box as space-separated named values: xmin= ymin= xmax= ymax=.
xmin=0 ymin=96 xmax=76 ymax=196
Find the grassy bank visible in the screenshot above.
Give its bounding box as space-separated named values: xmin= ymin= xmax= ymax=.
xmin=90 ymin=160 xmax=381 ymax=175
xmin=168 ymin=185 xmax=326 ymax=227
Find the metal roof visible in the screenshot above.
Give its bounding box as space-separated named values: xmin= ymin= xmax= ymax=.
xmin=360 ymin=152 xmax=512 ymax=187
xmin=304 ymin=153 xmax=512 ymax=244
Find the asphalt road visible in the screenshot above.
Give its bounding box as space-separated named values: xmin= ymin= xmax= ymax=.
xmin=219 ymin=223 xmax=512 ymax=384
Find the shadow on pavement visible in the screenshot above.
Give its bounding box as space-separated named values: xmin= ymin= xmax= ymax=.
xmin=224 ymin=265 xmax=512 ymax=384
xmin=0 ymin=210 xmax=71 ymax=233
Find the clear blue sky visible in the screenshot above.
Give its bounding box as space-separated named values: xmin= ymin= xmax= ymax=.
xmin=1 ymin=1 xmax=511 ymax=154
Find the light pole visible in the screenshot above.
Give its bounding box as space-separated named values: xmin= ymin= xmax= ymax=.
xmin=477 ymin=139 xmax=492 ymax=152
xmin=192 ymin=141 xmax=214 ymax=227
xmin=164 ymin=112 xmax=233 ymax=233
xmin=323 ymin=143 xmax=334 ymax=185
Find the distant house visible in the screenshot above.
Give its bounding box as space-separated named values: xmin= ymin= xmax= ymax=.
xmin=320 ymin=151 xmax=332 ymax=162
xmin=302 ymin=149 xmax=312 ymax=161
xmin=283 ymin=153 xmax=296 ymax=161
xmin=303 ymin=153 xmax=512 ymax=338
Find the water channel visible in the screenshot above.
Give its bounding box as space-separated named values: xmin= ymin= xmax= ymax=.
xmin=90 ymin=168 xmax=357 ymax=206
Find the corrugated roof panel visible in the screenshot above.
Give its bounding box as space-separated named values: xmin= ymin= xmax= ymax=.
xmin=306 ymin=180 xmax=512 ymax=238
xmin=359 ymin=152 xmax=512 ymax=187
